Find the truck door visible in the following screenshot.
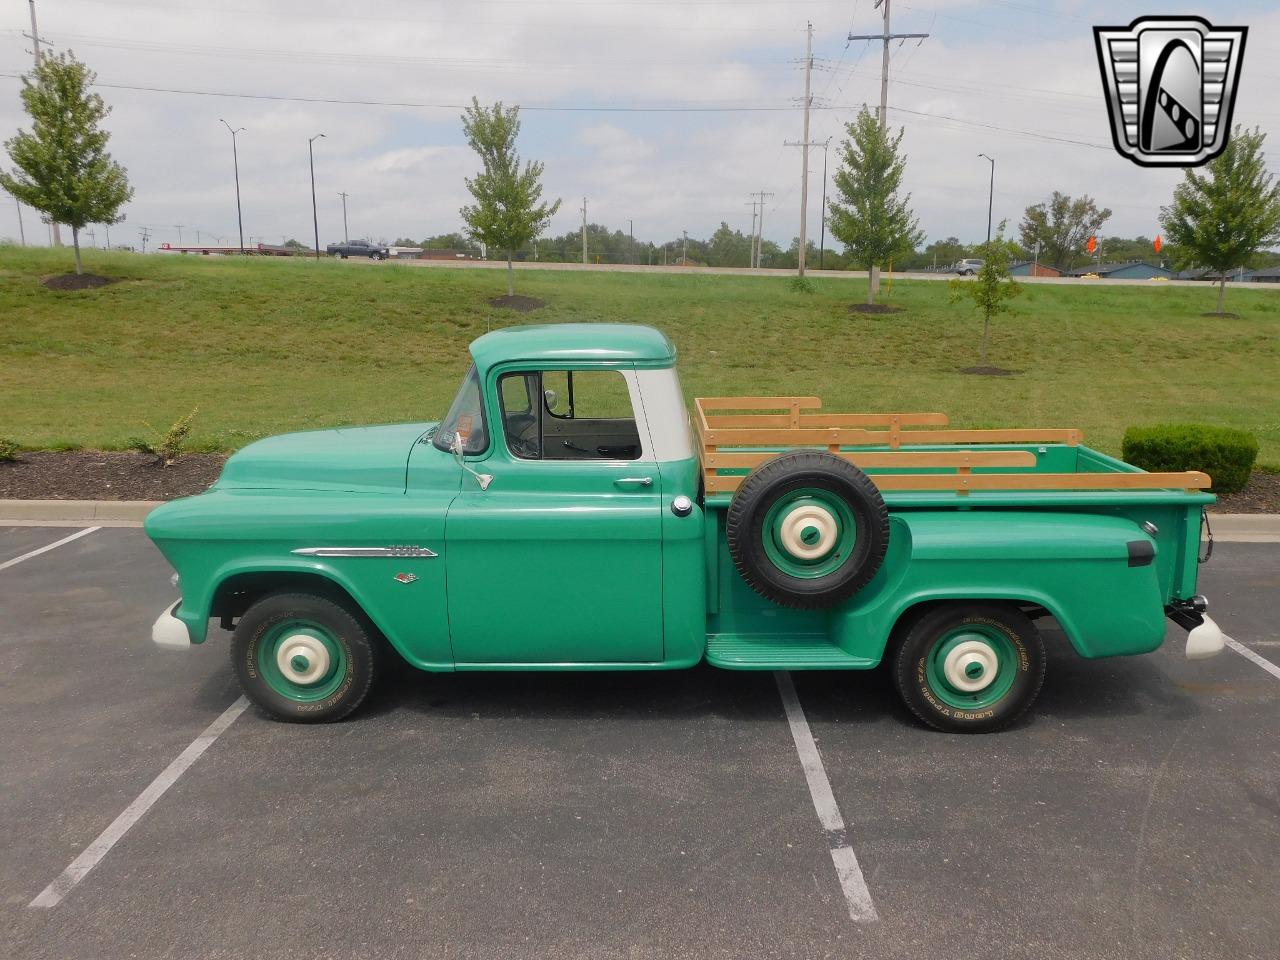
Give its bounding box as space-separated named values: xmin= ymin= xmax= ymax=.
xmin=444 ymin=366 xmax=664 ymax=664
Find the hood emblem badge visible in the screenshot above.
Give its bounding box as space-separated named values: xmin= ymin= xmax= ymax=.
xmin=394 ymin=572 xmax=419 ymax=584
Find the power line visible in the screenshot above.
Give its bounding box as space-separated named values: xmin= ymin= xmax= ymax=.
xmin=0 ymin=71 xmax=1123 ymax=149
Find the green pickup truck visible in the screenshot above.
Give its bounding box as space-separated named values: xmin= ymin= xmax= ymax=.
xmin=145 ymin=323 xmax=1224 ymax=732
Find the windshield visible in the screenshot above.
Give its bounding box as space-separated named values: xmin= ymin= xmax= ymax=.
xmin=433 ymin=364 xmax=488 ymax=455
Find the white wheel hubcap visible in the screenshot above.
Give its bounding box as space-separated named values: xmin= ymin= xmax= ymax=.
xmin=943 ymin=639 xmax=1000 ymax=692
xmin=778 ymin=503 xmax=839 ymax=560
xmin=277 ymin=633 xmax=331 ymax=685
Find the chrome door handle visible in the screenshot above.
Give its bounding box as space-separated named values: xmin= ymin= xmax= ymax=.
xmin=614 ymin=477 xmax=653 ymax=487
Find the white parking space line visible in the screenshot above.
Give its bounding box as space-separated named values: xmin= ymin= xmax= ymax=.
xmin=29 ymin=697 xmax=249 ymax=910
xmin=0 ymin=526 xmax=100 ymax=572
xmin=1225 ymin=635 xmax=1280 ymax=682
xmin=774 ymin=671 xmax=878 ymax=923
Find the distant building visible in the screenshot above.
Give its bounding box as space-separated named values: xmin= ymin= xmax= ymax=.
xmin=1242 ymin=266 xmax=1280 ymax=283
xmin=1008 ymin=261 xmax=1061 ymax=277
xmin=1065 ymin=261 xmax=1173 ymax=280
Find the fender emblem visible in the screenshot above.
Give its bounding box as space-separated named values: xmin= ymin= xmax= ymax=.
xmin=393 ymin=572 xmax=418 ymax=584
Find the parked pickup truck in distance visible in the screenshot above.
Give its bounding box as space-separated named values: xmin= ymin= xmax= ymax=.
xmin=145 ymin=323 xmax=1224 ymax=732
xmin=326 ymin=239 xmax=389 ymax=260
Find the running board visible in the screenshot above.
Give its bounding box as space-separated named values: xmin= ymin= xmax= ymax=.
xmin=705 ymin=634 xmax=875 ymax=670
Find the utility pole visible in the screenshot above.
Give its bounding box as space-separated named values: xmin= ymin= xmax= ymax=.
xmin=104 ymin=224 xmax=110 ymax=249
xmin=819 ymin=138 xmax=831 ymax=269
xmin=682 ymin=230 xmax=688 ymax=265
xmin=9 ymin=192 xmax=24 ymax=245
xmin=26 ymin=0 xmax=61 ymax=246
xmin=749 ymin=191 xmax=773 ymax=268
xmin=174 ymin=225 xmax=184 ymax=246
xmin=781 ymin=22 xmax=815 ymax=277
xmin=851 ymin=0 xmax=928 ymax=291
xmin=138 ymin=226 xmax=151 ymax=253
xmin=308 ymin=133 xmax=325 ymax=260
xmin=978 ymin=153 xmax=994 ymax=245
xmin=338 ymin=191 xmax=350 ymax=243
xmin=219 ymin=120 xmax=245 ymax=254
xmin=745 ymin=198 xmax=759 ymax=268
xmin=580 ymin=198 xmax=587 ymax=264
xmin=627 ymin=219 xmax=634 ymax=264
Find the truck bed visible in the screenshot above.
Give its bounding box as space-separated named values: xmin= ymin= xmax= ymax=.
xmin=694 ymin=396 xmax=1214 ymax=508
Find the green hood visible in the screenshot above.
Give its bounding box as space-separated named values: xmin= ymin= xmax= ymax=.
xmin=217 ymin=422 xmax=435 ymax=493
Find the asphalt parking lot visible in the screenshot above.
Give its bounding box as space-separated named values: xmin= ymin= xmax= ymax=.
xmin=1 ymin=525 xmax=1278 ymax=960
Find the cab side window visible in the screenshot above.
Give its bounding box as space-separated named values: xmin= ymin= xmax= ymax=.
xmin=499 ymin=369 xmax=642 ymax=461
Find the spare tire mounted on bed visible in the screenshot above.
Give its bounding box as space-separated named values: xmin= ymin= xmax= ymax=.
xmin=725 ymin=451 xmax=890 ymax=609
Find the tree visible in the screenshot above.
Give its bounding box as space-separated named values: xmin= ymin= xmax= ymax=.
xmin=0 ymin=51 xmax=133 ymax=275
xmin=707 ymin=222 xmax=752 ymax=267
xmin=950 ymin=222 xmax=1022 ymax=366
xmin=459 ymin=98 xmax=560 ymax=296
xmin=1018 ymin=191 xmax=1110 ymax=271
xmin=1160 ymin=126 xmax=1280 ymax=314
xmin=827 ymin=107 xmax=924 ymax=304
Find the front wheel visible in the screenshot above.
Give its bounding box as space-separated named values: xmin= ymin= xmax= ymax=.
xmin=891 ymin=603 xmax=1045 ymax=733
xmin=231 ymin=592 xmax=381 ymax=722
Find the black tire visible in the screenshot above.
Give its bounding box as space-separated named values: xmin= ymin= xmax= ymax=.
xmin=891 ymin=602 xmax=1046 ymax=733
xmin=231 ymin=591 xmax=381 ymax=723
xmin=726 ymin=451 xmax=890 ymax=609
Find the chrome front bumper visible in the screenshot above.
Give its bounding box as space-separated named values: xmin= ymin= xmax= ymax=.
xmin=152 ymin=601 xmax=192 ymax=650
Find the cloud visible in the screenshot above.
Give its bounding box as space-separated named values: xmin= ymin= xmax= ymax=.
xmin=1 ymin=0 xmax=1276 ymax=249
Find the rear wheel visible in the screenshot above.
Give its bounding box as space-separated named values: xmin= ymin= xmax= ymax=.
xmin=231 ymin=592 xmax=380 ymax=723
xmin=891 ymin=602 xmax=1045 ymax=733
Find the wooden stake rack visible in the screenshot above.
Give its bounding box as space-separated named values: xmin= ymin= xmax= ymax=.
xmin=694 ymin=396 xmax=1211 ymax=496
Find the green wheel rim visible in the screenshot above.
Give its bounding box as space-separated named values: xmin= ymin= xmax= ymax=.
xmin=257 ymin=619 xmax=348 ymax=703
xmin=760 ymin=487 xmax=857 ymax=579
xmin=924 ymin=625 xmax=1018 ymax=710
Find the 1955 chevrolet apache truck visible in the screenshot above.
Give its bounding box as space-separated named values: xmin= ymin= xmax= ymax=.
xmin=145 ymin=323 xmax=1225 ymax=732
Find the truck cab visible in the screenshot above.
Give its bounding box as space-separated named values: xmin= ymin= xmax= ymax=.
xmin=146 ymin=323 xmax=1223 ymax=731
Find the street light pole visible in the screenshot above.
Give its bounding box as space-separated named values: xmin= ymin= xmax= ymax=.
xmin=309 ymin=133 xmax=326 ymax=260
xmin=338 ymin=191 xmax=349 ymax=244
xmin=219 ymin=120 xmax=245 ymax=253
xmin=978 ymin=153 xmax=994 ymax=246
xmin=627 ymin=219 xmax=634 ymax=264
xmin=9 ymin=192 xmax=24 ymax=246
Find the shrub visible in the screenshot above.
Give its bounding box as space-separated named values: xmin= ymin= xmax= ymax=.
xmin=129 ymin=407 xmax=197 ymax=466
xmin=788 ymin=276 xmax=816 ymax=295
xmin=1122 ymin=424 xmax=1258 ymax=494
xmin=0 ymin=437 xmax=19 ymax=462
xmin=158 ymin=408 xmax=197 ymax=466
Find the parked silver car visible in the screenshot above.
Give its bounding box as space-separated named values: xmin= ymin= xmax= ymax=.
xmin=954 ymin=258 xmax=985 ymax=276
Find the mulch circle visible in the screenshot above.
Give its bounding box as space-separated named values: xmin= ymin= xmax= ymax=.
xmin=0 ymin=451 xmax=226 ymax=501
xmin=1213 ymin=472 xmax=1280 ymax=514
xmin=488 ymin=295 xmax=545 ymax=312
xmin=959 ymin=365 xmax=1017 ymax=376
xmin=848 ymin=303 xmax=902 ymax=314
xmin=41 ymin=273 xmax=116 ymax=291
xmin=1201 ymin=311 xmax=1241 ymax=319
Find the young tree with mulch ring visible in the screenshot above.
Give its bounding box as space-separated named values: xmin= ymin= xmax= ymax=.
xmin=827 ymin=106 xmax=923 ymax=307
xmin=459 ymin=97 xmax=560 ymax=300
xmin=950 ymin=223 xmax=1022 ymax=370
xmin=1 ymin=51 xmax=133 ymax=277
xmin=1160 ymin=125 xmax=1280 ymax=316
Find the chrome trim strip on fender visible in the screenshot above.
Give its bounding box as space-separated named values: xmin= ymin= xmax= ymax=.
xmin=291 ymin=546 xmax=439 ymax=558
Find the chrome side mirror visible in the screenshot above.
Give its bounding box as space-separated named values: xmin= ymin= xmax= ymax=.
xmin=450 ymin=433 xmax=493 ymax=491
xmin=543 ymin=388 xmax=558 ymax=411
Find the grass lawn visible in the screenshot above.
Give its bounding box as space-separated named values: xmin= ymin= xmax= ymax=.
xmin=2 ymin=246 xmax=1278 ymax=464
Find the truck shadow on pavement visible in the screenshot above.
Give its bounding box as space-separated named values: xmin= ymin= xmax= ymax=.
xmin=346 ymin=632 xmax=1199 ymax=733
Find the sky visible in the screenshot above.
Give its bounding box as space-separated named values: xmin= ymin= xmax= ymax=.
xmin=0 ymin=0 xmax=1277 ymax=252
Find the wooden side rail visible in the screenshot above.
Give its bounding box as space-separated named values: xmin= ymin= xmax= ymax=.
xmin=704 ymin=470 xmax=1212 ymax=495
xmin=698 ymin=426 xmax=1084 ymax=448
xmin=693 ymin=396 xmax=1210 ymax=497
xmin=704 ymin=450 xmax=1038 ymax=470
